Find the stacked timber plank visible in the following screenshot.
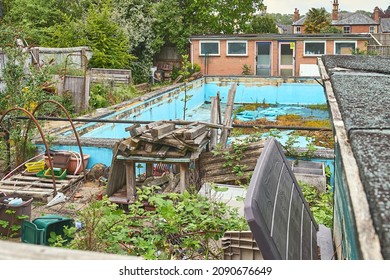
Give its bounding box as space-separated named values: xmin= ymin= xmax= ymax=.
xmin=106 ymin=121 xmax=211 ymax=201
xmin=118 ymin=121 xmax=210 ymax=158
xmin=199 ymin=141 xmax=265 ymax=185
xmin=0 ymin=172 xmax=84 ymax=201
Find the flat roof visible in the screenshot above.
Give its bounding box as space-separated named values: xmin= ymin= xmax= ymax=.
xmin=190 ymin=33 xmax=371 ymax=40
xmin=322 ymin=55 xmax=390 ymax=259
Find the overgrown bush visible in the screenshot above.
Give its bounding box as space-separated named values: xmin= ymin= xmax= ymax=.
xmin=89 ymin=84 xmax=110 ymax=109
xmin=52 ymin=186 xmax=248 ymax=259
xmin=89 ymin=83 xmax=141 ymax=109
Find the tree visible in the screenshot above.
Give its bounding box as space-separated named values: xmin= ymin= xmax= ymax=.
xmin=1 ymin=0 xmax=86 ymax=45
xmin=86 ymin=5 xmax=133 ymax=69
xmin=269 ymin=13 xmax=294 ymax=25
xmin=245 ymin=15 xmax=279 ymax=33
xmin=320 ymin=26 xmax=342 ymax=34
xmin=304 ymin=8 xmax=330 ymax=34
xmin=153 ymin=0 xmax=265 ymax=52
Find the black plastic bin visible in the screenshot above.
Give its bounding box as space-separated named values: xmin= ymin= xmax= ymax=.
xmin=0 ymin=195 xmax=33 ymax=238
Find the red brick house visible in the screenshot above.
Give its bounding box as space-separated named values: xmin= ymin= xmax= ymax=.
xmin=292 ymin=0 xmax=380 ymax=34
xmin=189 ymin=34 xmax=370 ymax=77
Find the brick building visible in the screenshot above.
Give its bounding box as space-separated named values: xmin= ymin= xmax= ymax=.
xmin=292 ymin=0 xmax=380 ymax=34
xmin=189 ymin=33 xmax=370 ymax=77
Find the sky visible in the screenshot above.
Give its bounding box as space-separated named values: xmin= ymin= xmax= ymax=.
xmin=264 ymin=0 xmax=390 ymax=14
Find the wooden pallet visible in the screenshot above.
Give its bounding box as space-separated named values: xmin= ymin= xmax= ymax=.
xmin=0 ymin=172 xmax=84 ymax=201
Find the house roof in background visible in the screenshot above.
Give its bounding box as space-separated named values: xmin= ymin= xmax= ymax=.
xmin=333 ymin=12 xmax=379 ymax=25
xmin=380 ymin=18 xmax=390 ymax=32
xmin=292 ymin=16 xmax=306 ymax=26
xmin=276 ymin=23 xmax=293 ymax=34
xmin=292 ymin=12 xmax=379 ymax=27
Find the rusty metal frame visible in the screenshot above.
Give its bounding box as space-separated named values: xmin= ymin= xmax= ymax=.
xmin=22 ymin=100 xmax=87 ymax=181
xmin=0 ymin=108 xmax=58 ymax=196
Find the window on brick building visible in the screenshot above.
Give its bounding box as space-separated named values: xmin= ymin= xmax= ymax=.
xmin=296 ymin=26 xmax=301 ymax=34
xmin=343 ymin=26 xmax=351 ymax=33
xmin=370 ymin=26 xmax=375 ymax=33
xmin=199 ymin=41 xmax=220 ymax=56
xmin=227 ymin=41 xmax=247 ymax=56
xmin=304 ymin=41 xmax=326 ymax=56
xmin=335 ymin=42 xmax=356 ymax=54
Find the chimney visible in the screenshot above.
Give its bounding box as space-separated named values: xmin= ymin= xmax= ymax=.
xmin=332 ymin=0 xmax=339 ymax=21
xmin=373 ymin=6 xmax=380 ymax=22
xmin=294 ymin=8 xmax=300 ymax=22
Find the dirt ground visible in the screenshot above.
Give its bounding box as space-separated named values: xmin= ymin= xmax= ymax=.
xmin=30 ymin=179 xmax=103 ymax=220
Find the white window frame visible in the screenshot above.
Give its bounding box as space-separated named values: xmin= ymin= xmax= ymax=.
xmin=370 ymin=25 xmax=375 ymax=33
xmin=304 ymin=41 xmax=326 ymax=56
xmin=343 ymin=26 xmax=351 ymax=33
xmin=296 ymin=26 xmax=301 ymax=34
xmin=199 ymin=41 xmax=220 ymax=56
xmin=334 ymin=41 xmax=357 ymax=55
xmin=226 ymin=40 xmax=248 ymax=56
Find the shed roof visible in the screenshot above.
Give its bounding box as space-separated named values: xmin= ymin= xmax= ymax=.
xmin=322 ymin=55 xmax=390 ymax=259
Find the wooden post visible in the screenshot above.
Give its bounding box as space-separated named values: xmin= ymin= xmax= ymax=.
xmin=210 ymin=97 xmax=219 ymax=149
xmin=31 ymin=47 xmax=40 ymax=69
xmin=125 ymin=161 xmax=136 ymax=201
xmin=216 ymin=91 xmax=222 ymax=124
xmin=220 ymin=83 xmax=237 ymax=148
xmin=146 ymin=163 xmax=153 ymax=177
xmin=179 ymin=163 xmax=189 ymax=193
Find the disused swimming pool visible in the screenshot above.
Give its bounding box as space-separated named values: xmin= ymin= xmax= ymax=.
xmin=77 ymin=77 xmax=326 ymax=139
xmin=52 ymin=77 xmax=329 ymax=168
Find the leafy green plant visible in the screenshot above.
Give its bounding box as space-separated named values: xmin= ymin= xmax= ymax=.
xmin=299 ymin=182 xmax=333 ymax=228
xmin=53 ymin=186 xmax=248 ymax=259
xmin=269 ymin=129 xmax=318 ymax=159
xmin=89 ymin=84 xmax=110 ymax=109
xmin=0 ymin=209 xmax=29 ymax=239
xmin=242 ymin=64 xmax=253 ymax=75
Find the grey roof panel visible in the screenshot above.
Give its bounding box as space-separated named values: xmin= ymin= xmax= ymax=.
xmin=350 ymin=130 xmax=390 ymax=260
xmin=322 ymin=55 xmax=390 ymax=259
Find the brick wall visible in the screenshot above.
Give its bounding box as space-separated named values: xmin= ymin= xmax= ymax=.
xmin=191 ymin=37 xmax=369 ymax=77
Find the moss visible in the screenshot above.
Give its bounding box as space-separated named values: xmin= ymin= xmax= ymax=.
xmin=305 ymin=104 xmax=329 ymax=111
xmin=232 ymin=114 xmax=334 ymax=148
xmin=235 ymin=101 xmax=272 ymax=114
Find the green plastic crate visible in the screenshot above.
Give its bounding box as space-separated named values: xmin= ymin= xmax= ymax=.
xmin=21 ymin=214 xmax=74 ymax=245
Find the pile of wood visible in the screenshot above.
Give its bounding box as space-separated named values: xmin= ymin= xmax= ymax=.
xmin=117 ymin=121 xmax=210 ymax=158
xmin=199 ymin=141 xmax=265 ymax=185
